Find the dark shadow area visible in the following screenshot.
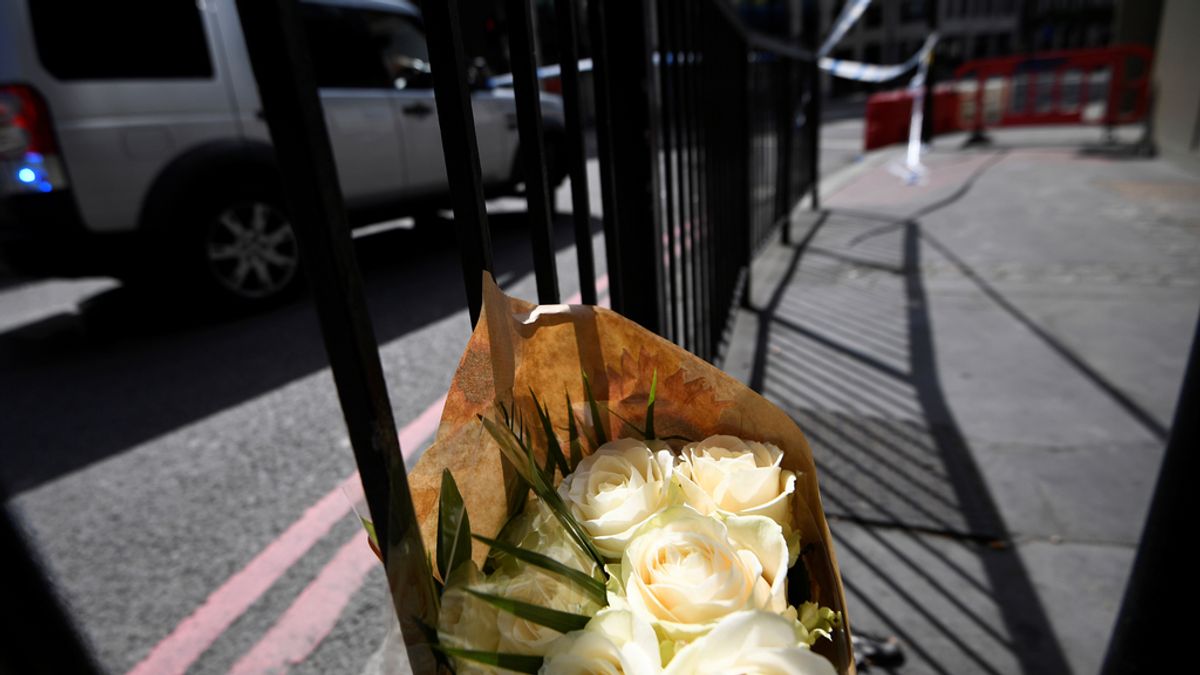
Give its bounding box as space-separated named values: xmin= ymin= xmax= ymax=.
xmin=745 ymin=208 xmax=1071 ymax=673
xmin=0 ymin=211 xmax=603 ymax=495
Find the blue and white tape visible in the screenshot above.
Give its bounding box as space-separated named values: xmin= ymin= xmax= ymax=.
xmin=819 ymin=33 xmax=938 ymax=83
xmin=818 ymin=0 xmax=873 ymax=58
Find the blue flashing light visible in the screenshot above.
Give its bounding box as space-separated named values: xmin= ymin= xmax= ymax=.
xmin=17 ymin=167 xmax=37 ymax=184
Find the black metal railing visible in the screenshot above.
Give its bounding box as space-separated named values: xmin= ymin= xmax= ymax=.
xmin=232 ymin=0 xmax=823 ymax=666
xmin=593 ymin=0 xmax=818 ymax=361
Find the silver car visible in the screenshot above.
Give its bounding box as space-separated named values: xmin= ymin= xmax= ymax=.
xmin=0 ymin=0 xmax=565 ymax=305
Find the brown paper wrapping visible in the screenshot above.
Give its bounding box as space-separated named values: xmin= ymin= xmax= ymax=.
xmin=407 ymin=274 xmax=854 ymax=673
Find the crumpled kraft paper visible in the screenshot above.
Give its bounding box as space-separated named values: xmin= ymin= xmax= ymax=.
xmin=403 ymin=273 xmax=854 ymax=673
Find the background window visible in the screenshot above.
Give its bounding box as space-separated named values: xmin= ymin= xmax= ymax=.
xmin=30 ymin=3 xmax=212 ymax=80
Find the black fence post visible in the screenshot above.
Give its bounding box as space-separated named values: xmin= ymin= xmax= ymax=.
xmin=599 ymin=0 xmax=663 ymax=334
xmin=586 ymin=0 xmax=624 ymax=313
xmin=1101 ymin=316 xmax=1200 ymax=673
xmin=776 ymin=56 xmax=795 ymax=245
xmin=804 ymin=0 xmax=822 ymax=212
xmin=233 ymin=0 xmax=436 ymax=665
xmin=505 ymin=0 xmax=560 ymax=305
xmin=416 ymin=0 xmax=494 ymax=327
xmin=921 ymin=0 xmax=940 ymax=144
xmin=554 ymin=0 xmax=597 ymax=306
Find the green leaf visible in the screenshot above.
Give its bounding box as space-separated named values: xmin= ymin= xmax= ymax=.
xmin=359 ymin=517 xmax=378 ymax=549
xmin=566 ymin=391 xmax=583 ymax=471
xmin=437 ymin=470 xmax=471 ymax=582
xmin=608 ymin=408 xmax=647 ymax=440
xmin=531 ymin=389 xmax=570 ymax=477
xmin=473 ymin=534 xmax=606 ymax=604
xmin=645 ymin=369 xmax=658 ymax=440
xmin=480 ymin=415 xmax=533 ymax=486
xmin=435 ymin=646 xmax=544 ymax=674
xmin=519 ymin=439 xmax=606 ymax=568
xmin=582 ymin=372 xmax=608 ymax=445
xmin=466 ymin=589 xmax=591 ymax=633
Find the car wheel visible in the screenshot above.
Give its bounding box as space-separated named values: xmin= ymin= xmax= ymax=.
xmin=194 ymin=196 xmax=301 ymax=307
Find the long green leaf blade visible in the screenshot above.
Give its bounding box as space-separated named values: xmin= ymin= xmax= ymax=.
xmin=531 ymin=388 xmax=569 ymax=477
xmin=480 ymin=415 xmax=533 ymax=486
xmin=466 ymin=589 xmax=591 ymax=633
xmin=645 ymin=369 xmax=658 ymax=440
xmin=520 ymin=437 xmax=606 ymax=568
xmin=437 ymin=470 xmax=471 ymax=581
xmin=435 ymin=646 xmax=544 ymax=674
xmin=582 ymin=372 xmax=608 ymax=445
xmin=566 ymin=391 xmax=583 ymax=471
xmin=472 ymin=534 xmax=606 ymax=603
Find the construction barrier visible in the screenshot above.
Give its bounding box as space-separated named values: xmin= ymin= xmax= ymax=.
xmin=863 ymin=45 xmax=1154 ymax=150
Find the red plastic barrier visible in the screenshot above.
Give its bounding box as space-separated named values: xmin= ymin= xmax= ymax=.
xmin=954 ymin=44 xmax=1152 ymax=133
xmin=862 ymin=45 xmax=1153 ymax=150
xmin=863 ymin=86 xmax=958 ymax=151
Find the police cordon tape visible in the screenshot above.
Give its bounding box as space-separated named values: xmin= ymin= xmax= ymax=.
xmin=818 ymin=0 xmax=873 ymax=58
xmin=819 ymin=32 xmax=938 ymax=83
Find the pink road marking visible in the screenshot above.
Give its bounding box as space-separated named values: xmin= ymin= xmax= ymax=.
xmin=125 ymin=395 xmax=446 ymax=675
xmin=227 ymin=532 xmax=378 ymax=675
xmin=565 ymin=273 xmax=610 ymax=305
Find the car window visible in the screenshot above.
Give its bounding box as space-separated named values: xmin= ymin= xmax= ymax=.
xmin=365 ymin=14 xmax=432 ymax=89
xmin=301 ymin=5 xmax=392 ymax=89
xmin=29 ymin=3 xmax=212 ymax=80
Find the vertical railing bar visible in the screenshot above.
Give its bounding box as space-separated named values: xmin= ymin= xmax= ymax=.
xmin=803 ymin=0 xmax=822 ymax=212
xmin=587 ymin=0 xmax=624 ymax=313
xmin=601 ymin=0 xmax=664 ymax=334
xmin=656 ymin=1 xmax=680 ymax=348
xmin=505 ymin=0 xmax=561 ymax=305
xmin=739 ymin=33 xmax=753 ymax=310
xmin=233 ymin=0 xmax=435 ymax=666
xmin=668 ymin=0 xmax=694 ymax=355
xmin=694 ymin=0 xmax=713 ymax=360
xmin=554 ymin=0 xmax=597 ymax=306
xmin=415 ymin=0 xmax=494 ymax=327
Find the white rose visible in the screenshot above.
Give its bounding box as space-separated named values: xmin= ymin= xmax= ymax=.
xmin=676 ymin=435 xmax=797 ymax=533
xmin=558 ymin=438 xmax=676 ymax=559
xmin=663 ymin=610 xmax=837 ymax=675
xmin=608 ymin=507 xmax=789 ymax=641
xmin=539 ymin=609 xmax=662 ymax=674
xmin=437 ymin=562 xmax=501 ymax=673
xmin=491 ymin=569 xmax=603 ymax=655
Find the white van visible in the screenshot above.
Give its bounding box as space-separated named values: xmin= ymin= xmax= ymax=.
xmin=0 ymin=0 xmax=564 ymax=305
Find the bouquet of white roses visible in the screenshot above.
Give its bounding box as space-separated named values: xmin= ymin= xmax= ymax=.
xmin=379 ymin=276 xmax=853 ymax=674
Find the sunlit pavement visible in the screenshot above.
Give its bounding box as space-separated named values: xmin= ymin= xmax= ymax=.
xmin=725 ymin=124 xmax=1200 ymax=673
xmin=5 ymin=121 xmax=1198 ymax=674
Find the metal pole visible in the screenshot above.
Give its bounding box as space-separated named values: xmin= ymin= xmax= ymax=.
xmin=554 ymin=0 xmax=597 ymax=306
xmin=803 ymin=0 xmax=821 ymax=212
xmin=599 ymin=0 xmax=663 ymax=334
xmin=416 ymin=0 xmax=494 ymax=327
xmin=586 ymin=0 xmax=624 ymax=313
xmin=505 ymin=0 xmax=561 ymax=304
xmin=921 ymin=0 xmax=940 ymax=144
xmin=233 ymin=1 xmax=436 ymax=666
xmin=1100 ymin=315 xmax=1200 ymax=674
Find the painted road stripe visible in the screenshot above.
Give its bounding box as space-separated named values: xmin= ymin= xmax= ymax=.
xmin=125 ymin=396 xmax=445 ymax=675
xmin=229 ymin=278 xmax=612 ymax=672
xmin=226 ymin=532 xmax=378 ymax=675
xmin=128 ymin=276 xmax=609 ymax=674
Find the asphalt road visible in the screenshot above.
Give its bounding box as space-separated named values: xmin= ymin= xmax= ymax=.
xmin=1 ymin=118 xmax=866 ymax=674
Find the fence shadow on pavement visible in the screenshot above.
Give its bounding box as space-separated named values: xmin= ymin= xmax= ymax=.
xmin=747 ymin=209 xmax=1071 ymax=674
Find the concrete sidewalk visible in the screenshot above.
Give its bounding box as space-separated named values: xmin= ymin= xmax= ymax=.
xmin=726 ymin=127 xmax=1200 ymax=674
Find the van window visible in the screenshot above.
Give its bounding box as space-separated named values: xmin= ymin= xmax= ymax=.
xmin=29 ymin=4 xmax=213 ymax=80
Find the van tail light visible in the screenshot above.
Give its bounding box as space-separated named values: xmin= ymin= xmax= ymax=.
xmin=0 ymin=84 xmax=69 ymax=195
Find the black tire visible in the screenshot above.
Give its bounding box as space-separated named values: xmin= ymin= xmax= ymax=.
xmin=170 ymin=183 xmax=303 ymax=309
